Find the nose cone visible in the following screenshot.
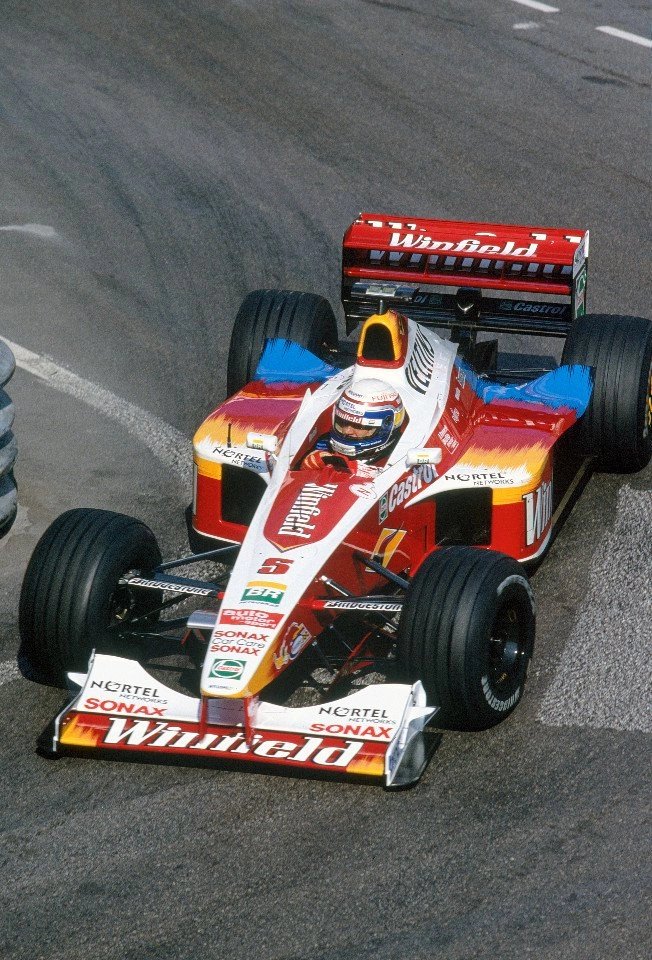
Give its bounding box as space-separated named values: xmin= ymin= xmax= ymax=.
xmin=200 ymin=604 xmax=286 ymax=699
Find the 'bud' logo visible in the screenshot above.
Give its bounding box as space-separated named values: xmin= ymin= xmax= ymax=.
xmin=209 ymin=659 xmax=246 ymax=680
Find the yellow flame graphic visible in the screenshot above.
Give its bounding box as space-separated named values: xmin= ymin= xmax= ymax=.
xmin=347 ymin=752 xmax=385 ymax=777
xmin=60 ymin=713 xmax=102 ymax=748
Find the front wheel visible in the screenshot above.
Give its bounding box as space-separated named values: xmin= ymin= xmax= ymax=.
xmin=397 ymin=547 xmax=535 ymax=730
xmin=19 ymin=509 xmax=162 ymax=684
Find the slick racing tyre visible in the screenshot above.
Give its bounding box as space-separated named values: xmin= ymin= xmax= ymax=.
xmin=226 ymin=289 xmax=338 ymax=395
xmin=397 ymin=547 xmax=535 ymax=730
xmin=19 ymin=509 xmax=162 ymax=684
xmin=562 ymin=313 xmax=652 ymax=472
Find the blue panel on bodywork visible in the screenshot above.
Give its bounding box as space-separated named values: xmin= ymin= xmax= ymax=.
xmin=479 ymin=364 xmax=593 ymax=415
xmin=255 ymin=339 xmax=340 ymax=383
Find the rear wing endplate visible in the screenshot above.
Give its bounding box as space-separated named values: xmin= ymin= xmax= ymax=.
xmin=341 ymin=213 xmax=589 ymax=337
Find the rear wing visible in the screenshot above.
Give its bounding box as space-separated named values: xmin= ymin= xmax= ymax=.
xmin=341 ymin=213 xmax=589 ymax=337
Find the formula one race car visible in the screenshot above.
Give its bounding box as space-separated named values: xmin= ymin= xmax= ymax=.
xmin=20 ymin=214 xmax=652 ymax=787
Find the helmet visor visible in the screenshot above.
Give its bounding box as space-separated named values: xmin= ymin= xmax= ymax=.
xmin=332 ymin=413 xmax=379 ymax=440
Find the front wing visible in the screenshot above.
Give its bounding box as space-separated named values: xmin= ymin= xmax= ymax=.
xmin=44 ymin=654 xmax=437 ymax=788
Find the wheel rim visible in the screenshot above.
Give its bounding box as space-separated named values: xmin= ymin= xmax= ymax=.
xmin=105 ymin=571 xmax=161 ymax=637
xmin=487 ymin=601 xmax=529 ymax=704
xmin=107 ymin=582 xmax=139 ymax=625
xmin=643 ymin=358 xmax=652 ymax=442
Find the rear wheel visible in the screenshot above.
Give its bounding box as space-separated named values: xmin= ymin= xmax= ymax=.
xmin=397 ymin=546 xmax=535 ymax=730
xmin=562 ymin=313 xmax=652 ymax=472
xmin=226 ymin=289 xmax=338 ymax=395
xmin=19 ymin=509 xmax=162 ymax=684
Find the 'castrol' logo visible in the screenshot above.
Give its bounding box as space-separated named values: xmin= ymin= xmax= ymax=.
xmin=379 ymin=464 xmax=436 ymax=522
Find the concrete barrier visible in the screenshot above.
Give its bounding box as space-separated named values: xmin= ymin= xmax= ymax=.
xmin=0 ymin=339 xmax=17 ymax=538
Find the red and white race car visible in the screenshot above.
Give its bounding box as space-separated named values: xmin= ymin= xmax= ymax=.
xmin=21 ymin=214 xmax=652 ymax=786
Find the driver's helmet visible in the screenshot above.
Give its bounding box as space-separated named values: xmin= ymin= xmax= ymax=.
xmin=330 ymin=379 xmax=405 ymax=461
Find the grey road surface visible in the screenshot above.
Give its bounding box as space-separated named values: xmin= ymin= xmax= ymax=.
xmin=0 ymin=2 xmax=650 ymax=959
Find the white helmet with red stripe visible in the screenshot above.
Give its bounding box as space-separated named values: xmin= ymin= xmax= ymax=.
xmin=330 ymin=379 xmax=405 ymax=461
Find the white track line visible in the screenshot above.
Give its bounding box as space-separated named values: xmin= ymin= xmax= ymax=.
xmin=0 ymin=661 xmax=21 ymax=685
xmin=2 ymin=337 xmax=192 ymax=487
xmin=539 ymin=486 xmax=652 ymax=733
xmin=511 ymin=0 xmax=559 ymax=13
xmin=0 ymin=223 xmax=60 ymax=239
xmin=596 ymin=26 xmax=652 ymax=48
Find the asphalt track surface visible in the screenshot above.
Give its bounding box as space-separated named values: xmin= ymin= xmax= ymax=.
xmin=0 ymin=2 xmax=650 ymax=958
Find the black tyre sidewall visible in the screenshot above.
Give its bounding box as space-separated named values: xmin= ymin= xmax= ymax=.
xmin=398 ymin=547 xmax=535 ymax=730
xmin=66 ymin=520 xmax=162 ymax=671
xmin=398 ymin=547 xmax=470 ymax=721
xmin=19 ymin=510 xmax=84 ymax=677
xmin=634 ymin=343 xmax=652 ymax=466
xmin=450 ymin=568 xmax=535 ymax=728
xmin=562 ymin=314 xmax=652 ymax=472
xmin=226 ymin=289 xmax=338 ymax=395
xmin=19 ymin=509 xmax=161 ymax=683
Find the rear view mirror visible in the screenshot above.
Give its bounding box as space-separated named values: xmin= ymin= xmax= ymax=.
xmin=406 ymin=448 xmax=443 ymax=466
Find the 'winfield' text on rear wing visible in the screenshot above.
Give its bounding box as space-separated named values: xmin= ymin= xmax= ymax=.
xmin=341 ymin=213 xmax=589 ymax=337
